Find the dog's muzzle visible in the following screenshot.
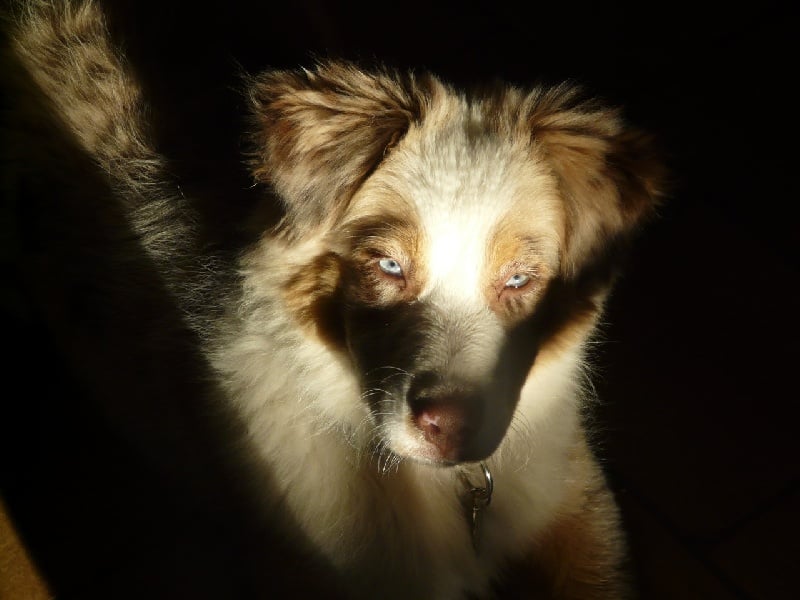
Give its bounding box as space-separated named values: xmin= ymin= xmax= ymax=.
xmin=407 ymin=373 xmax=497 ymax=463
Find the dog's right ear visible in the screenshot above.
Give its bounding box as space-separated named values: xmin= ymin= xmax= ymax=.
xmin=248 ymin=61 xmax=437 ymax=235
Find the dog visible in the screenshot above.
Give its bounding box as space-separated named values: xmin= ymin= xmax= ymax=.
xmin=2 ymin=1 xmax=664 ymax=598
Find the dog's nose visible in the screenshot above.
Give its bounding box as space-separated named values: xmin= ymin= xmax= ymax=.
xmin=411 ymin=399 xmax=471 ymax=462
xmin=408 ymin=379 xmax=481 ymax=462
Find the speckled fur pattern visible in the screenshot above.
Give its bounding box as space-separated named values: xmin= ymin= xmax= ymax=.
xmin=2 ymin=2 xmax=664 ymax=598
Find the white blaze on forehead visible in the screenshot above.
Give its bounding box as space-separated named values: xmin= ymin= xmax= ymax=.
xmin=422 ymin=208 xmax=497 ymax=302
xmin=405 ymin=131 xmax=524 ymax=303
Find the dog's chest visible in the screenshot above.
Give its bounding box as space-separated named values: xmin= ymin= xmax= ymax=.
xmin=267 ymin=434 xmax=545 ymax=599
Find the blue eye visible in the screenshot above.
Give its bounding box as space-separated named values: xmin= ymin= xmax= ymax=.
xmin=378 ymin=258 xmax=404 ymax=277
xmin=504 ymin=273 xmax=530 ymax=289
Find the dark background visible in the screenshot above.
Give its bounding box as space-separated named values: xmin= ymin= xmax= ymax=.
xmin=2 ymin=1 xmax=798 ymax=598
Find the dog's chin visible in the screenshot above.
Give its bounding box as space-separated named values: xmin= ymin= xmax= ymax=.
xmin=391 ymin=445 xmax=494 ymax=468
xmin=400 ymin=446 xmax=463 ymax=468
xmin=385 ymin=425 xmax=499 ymax=467
xmin=392 ymin=447 xmax=466 ymax=468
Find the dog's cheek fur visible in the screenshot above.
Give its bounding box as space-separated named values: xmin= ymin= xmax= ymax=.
xmin=281 ymin=251 xmax=347 ymax=349
xmin=346 ymin=257 xmax=410 ymax=306
xmin=279 ymin=251 xmax=419 ymax=358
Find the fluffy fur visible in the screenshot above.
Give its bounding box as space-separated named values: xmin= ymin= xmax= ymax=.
xmin=2 ymin=1 xmax=664 ymax=598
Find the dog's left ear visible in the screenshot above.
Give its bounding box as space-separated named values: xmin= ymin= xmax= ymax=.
xmin=525 ymin=85 xmax=667 ymax=276
xmin=248 ymin=61 xmax=439 ymax=234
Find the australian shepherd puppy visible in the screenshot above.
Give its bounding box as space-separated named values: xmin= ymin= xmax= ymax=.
xmin=4 ymin=1 xmax=664 ymax=598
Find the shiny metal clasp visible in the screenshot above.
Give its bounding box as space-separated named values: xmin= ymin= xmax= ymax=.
xmin=459 ymin=462 xmax=493 ymax=553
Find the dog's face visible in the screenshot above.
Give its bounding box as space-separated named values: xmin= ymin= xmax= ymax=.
xmin=249 ymin=62 xmax=663 ymax=465
xmin=332 ymin=125 xmax=564 ymax=464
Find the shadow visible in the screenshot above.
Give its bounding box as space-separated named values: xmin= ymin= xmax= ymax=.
xmin=0 ymin=21 xmax=343 ymax=600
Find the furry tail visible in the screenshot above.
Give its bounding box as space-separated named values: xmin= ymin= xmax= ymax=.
xmin=6 ymin=1 xmax=151 ymax=178
xmin=3 ymin=0 xmax=222 ymax=330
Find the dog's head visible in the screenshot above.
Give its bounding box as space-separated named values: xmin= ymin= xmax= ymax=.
xmin=249 ymin=62 xmax=664 ymax=465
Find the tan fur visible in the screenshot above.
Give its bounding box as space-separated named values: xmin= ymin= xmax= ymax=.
xmin=248 ymin=64 xmax=445 ymax=237
xmin=340 ymin=211 xmax=426 ymax=305
xmin=484 ymin=225 xmax=557 ymax=325
xmin=6 ymin=0 xmax=151 ymax=185
xmin=4 ymin=1 xmax=218 ymax=313
xmin=497 ymin=438 xmax=632 ymax=598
